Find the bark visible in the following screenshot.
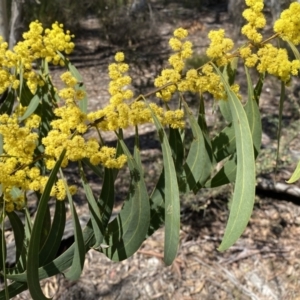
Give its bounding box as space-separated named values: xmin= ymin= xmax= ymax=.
xmin=9 ymin=0 xmax=24 ymax=49
xmin=0 ymin=0 xmax=9 ymax=42
xmin=227 ymin=0 xmax=245 ymax=37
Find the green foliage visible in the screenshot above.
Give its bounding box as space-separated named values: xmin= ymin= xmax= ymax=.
xmin=0 ymin=52 xmax=262 ymax=298
xmin=0 ymin=2 xmax=300 ymax=299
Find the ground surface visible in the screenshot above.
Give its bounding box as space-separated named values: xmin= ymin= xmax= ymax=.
xmin=9 ymin=1 xmax=300 ymax=299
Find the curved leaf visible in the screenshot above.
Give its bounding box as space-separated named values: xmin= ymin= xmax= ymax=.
xmin=219 ymin=98 xmax=232 ymax=123
xmin=169 ymin=127 xmax=184 ymax=171
xmin=79 ymin=162 xmax=104 ymax=248
xmin=211 ymin=124 xmax=235 ymax=162
xmin=0 ymin=228 xmax=5 ymax=272
xmin=38 ymin=200 xmax=66 ymax=265
xmin=244 ymin=66 xmax=262 ymax=155
xmin=60 ymin=170 xmax=85 ymax=281
xmin=19 ymin=94 xmax=40 ymax=121
xmin=214 ymin=65 xmax=256 ymax=251
xmin=98 ymin=168 xmax=114 ymax=230
xmin=286 ymin=39 xmax=300 ymax=61
xmin=149 ymin=106 xmax=180 ymax=265
xmin=0 ymin=89 xmax=15 ymax=115
xmin=18 ymin=77 xmax=34 ymax=107
xmin=206 ymin=66 xmax=262 ymax=188
xmin=287 ymin=160 xmax=300 ymax=183
xmin=26 ymin=150 xmax=66 ymax=300
xmin=7 ymin=220 xmax=95 ymax=283
xmin=7 ymin=212 xmax=25 ymax=267
xmin=180 ymin=99 xmax=213 ymax=193
xmin=147 ymin=171 xmax=165 ymax=237
xmin=102 ymin=138 xmax=150 ymax=261
xmin=0 ymin=281 xmax=28 ymax=300
xmin=205 ymin=154 xmax=237 ymax=188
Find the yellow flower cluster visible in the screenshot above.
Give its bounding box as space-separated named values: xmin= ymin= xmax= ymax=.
xmin=151 ymin=28 xmax=238 ymax=101
xmin=0 ymin=109 xmax=76 ymax=211
xmin=256 ymin=43 xmax=300 ymax=82
xmin=162 ymin=110 xmax=185 ymax=128
xmin=59 ymin=71 xmax=85 ymax=103
xmin=108 ymin=52 xmax=134 ymax=106
xmin=42 ymin=71 xmax=127 ymax=170
xmin=0 ymin=21 xmax=75 ymax=94
xmin=87 ymin=52 xmax=134 ymax=130
xmin=16 ymin=21 xmax=74 ymax=65
xmin=0 ymin=37 xmax=19 ymax=94
xmin=241 ymin=0 xmax=266 ymax=43
xmin=274 ymin=2 xmax=300 ymax=45
xmin=178 ymin=64 xmax=232 ymax=100
xmin=239 ymin=46 xmax=258 ymax=68
xmin=206 ymin=29 xmax=234 ymax=66
xmin=154 ymin=28 xmax=193 ymax=101
xmin=237 ymin=2 xmax=300 ymax=82
xmin=87 ymin=51 xmax=186 ymax=130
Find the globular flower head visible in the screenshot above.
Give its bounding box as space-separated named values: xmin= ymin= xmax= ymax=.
xmin=115 ymin=52 xmax=125 ymax=62
xmin=60 ymin=72 xmax=78 ymax=87
xmin=155 ymin=28 xmax=193 ymax=101
xmin=173 ymin=28 xmax=188 ymax=39
xmin=241 ymin=0 xmax=266 ymax=43
xmin=273 ymin=2 xmax=300 ymax=45
xmin=108 ymin=53 xmax=133 ymax=104
xmin=256 ymin=43 xmax=300 ymax=82
xmin=239 ymin=46 xmax=259 ymax=67
xmin=206 ymin=29 xmax=234 ymax=66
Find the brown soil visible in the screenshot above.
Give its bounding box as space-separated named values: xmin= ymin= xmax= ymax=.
xmin=10 ymin=2 xmax=300 ymax=299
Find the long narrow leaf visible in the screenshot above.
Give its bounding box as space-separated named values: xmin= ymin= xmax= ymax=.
xmin=205 ymin=154 xmax=237 ymax=188
xmin=98 ymin=168 xmax=114 ymax=230
xmin=19 ymin=94 xmax=40 ymax=121
xmin=7 ymin=212 xmax=25 ymax=266
xmin=38 ymin=200 xmax=66 ymax=265
xmin=0 ymin=89 xmax=15 ymax=115
xmin=60 ymin=170 xmax=85 ymax=281
xmin=0 ymin=281 xmax=28 ymax=300
xmin=82 ymin=158 xmax=103 ymax=178
xmin=214 ymin=65 xmax=256 ymax=251
xmin=102 ymin=138 xmax=150 ymax=261
xmin=18 ymin=82 xmax=34 ymax=107
xmin=1 ymin=219 xmax=8 ymax=299
xmin=181 ymin=99 xmax=213 ymax=193
xmin=206 ymin=67 xmax=261 ymax=188
xmin=148 ymin=106 xmax=180 ymax=265
xmin=169 ymin=127 xmax=184 ymax=172
xmin=40 ymin=202 xmax=51 ymax=252
xmin=0 ymin=227 xmax=5 ymax=273
xmin=211 ymin=124 xmax=236 ymax=162
xmin=27 ymin=150 xmax=66 ymax=300
xmin=7 ymin=220 xmax=95 ymax=282
xmin=287 ymin=160 xmax=300 ymax=183
xmin=244 ymin=66 xmax=262 ymax=156
xmin=147 ymin=171 xmax=165 ymax=237
xmin=79 ymin=163 xmax=104 ymax=248
xmin=286 ymin=39 xmax=300 ymax=61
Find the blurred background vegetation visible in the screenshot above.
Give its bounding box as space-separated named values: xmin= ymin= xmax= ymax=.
xmin=21 ymin=0 xmax=203 ymax=31
xmin=15 ymin=0 xmax=219 ymax=48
